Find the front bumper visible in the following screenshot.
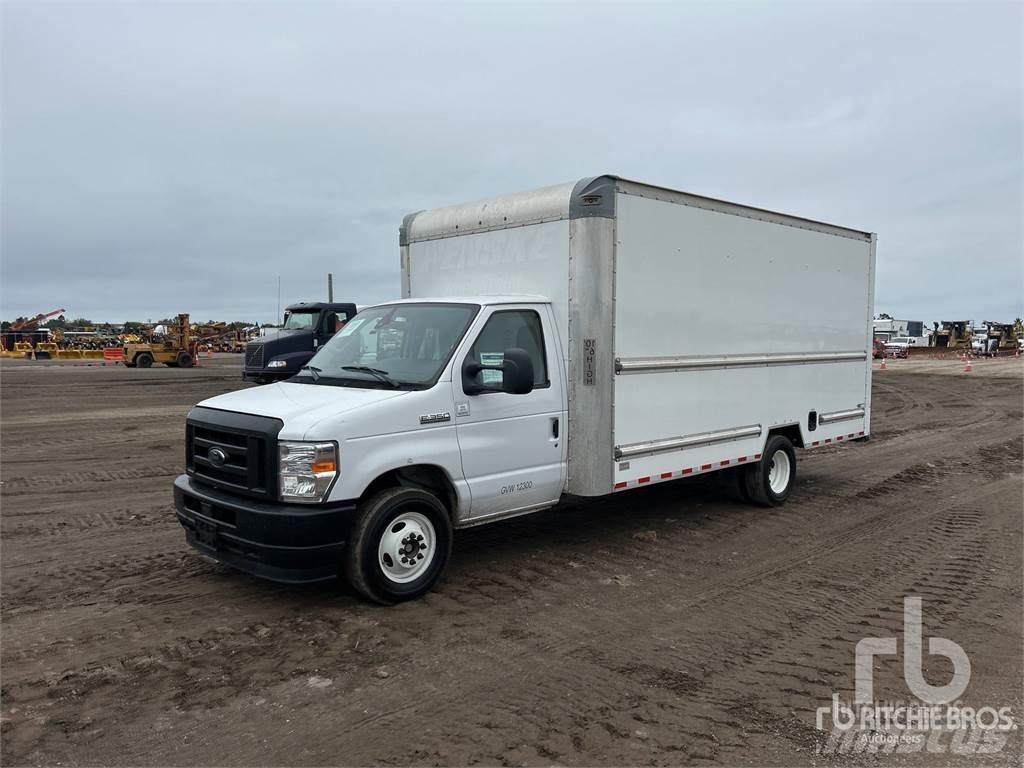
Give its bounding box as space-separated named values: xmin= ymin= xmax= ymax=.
xmin=242 ymin=368 xmax=293 ymax=382
xmin=173 ymin=474 xmax=357 ymax=583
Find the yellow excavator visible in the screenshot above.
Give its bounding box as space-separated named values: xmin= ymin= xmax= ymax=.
xmin=123 ymin=314 xmax=196 ymax=368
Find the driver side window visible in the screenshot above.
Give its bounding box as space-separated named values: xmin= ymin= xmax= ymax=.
xmin=467 ymin=310 xmax=548 ymax=389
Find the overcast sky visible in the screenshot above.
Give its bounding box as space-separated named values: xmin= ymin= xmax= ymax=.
xmin=2 ymin=1 xmax=1021 ymax=325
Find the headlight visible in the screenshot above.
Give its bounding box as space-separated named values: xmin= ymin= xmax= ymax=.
xmin=267 ymin=359 xmax=288 ymax=368
xmin=279 ymin=441 xmax=338 ymax=503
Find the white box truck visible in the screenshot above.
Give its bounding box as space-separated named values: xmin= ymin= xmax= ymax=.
xmin=173 ymin=175 xmax=876 ymax=603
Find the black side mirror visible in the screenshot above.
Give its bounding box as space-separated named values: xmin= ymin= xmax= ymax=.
xmin=462 ymin=347 xmax=535 ymax=395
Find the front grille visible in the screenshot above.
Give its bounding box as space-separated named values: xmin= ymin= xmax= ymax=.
xmin=186 ymin=407 xmax=283 ymax=499
xmin=245 ymin=343 xmax=264 ymax=368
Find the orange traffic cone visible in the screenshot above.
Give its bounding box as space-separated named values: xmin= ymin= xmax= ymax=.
xmin=964 ymin=357 xmax=973 ymax=373
xmin=879 ymin=357 xmax=887 ymax=371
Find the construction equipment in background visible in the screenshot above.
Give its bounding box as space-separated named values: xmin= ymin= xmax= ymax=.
xmin=4 ymin=341 xmax=35 ymax=358
xmin=9 ymin=308 xmax=66 ymax=332
xmin=975 ymin=321 xmax=1019 ymax=356
xmin=225 ymin=325 xmax=260 ymax=352
xmin=872 ymin=337 xmax=886 ymax=359
xmin=928 ymin=320 xmax=972 ymax=351
xmin=123 ymin=313 xmax=196 ymax=368
xmin=2 ymin=308 xmax=67 ymax=358
xmin=194 ymin=324 xmax=257 ymax=353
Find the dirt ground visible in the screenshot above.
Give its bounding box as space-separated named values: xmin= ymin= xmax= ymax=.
xmin=1 ymin=355 xmax=1021 ymax=766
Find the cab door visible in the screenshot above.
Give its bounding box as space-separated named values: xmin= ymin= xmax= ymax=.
xmin=453 ymin=305 xmax=566 ymax=520
xmin=316 ymin=309 xmax=352 ymax=348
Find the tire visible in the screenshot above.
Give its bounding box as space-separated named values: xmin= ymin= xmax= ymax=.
xmin=135 ymin=352 xmax=154 ymax=369
xmin=742 ymin=434 xmax=796 ymax=507
xmin=714 ymin=466 xmax=750 ymax=503
xmin=176 ymin=351 xmax=194 ymax=368
xmin=345 ymin=487 xmax=453 ymax=604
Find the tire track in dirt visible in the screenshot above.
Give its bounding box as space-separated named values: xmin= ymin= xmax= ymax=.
xmin=0 ymin=425 xmax=186 ymax=460
xmin=0 ymin=466 xmax=181 ymax=495
xmin=0 ymin=505 xmax=173 ymax=539
xmin=2 ymin=366 xmax=1021 ymax=765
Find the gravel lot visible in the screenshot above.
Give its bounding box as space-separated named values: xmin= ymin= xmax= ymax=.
xmin=2 ymin=355 xmax=1021 ymax=766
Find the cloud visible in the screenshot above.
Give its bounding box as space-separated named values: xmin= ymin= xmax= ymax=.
xmin=2 ymin=1 xmax=1021 ymax=324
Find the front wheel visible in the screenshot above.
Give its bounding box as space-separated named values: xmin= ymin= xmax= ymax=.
xmin=135 ymin=352 xmax=154 ymax=369
xmin=742 ymin=435 xmax=796 ymax=507
xmin=345 ymin=487 xmax=453 ymax=604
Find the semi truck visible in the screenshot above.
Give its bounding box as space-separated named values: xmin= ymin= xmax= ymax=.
xmin=243 ymin=301 xmax=357 ymax=383
xmin=174 ymin=175 xmax=876 ymax=603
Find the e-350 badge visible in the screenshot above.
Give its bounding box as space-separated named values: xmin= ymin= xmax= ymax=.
xmin=419 ymin=412 xmax=451 ymax=425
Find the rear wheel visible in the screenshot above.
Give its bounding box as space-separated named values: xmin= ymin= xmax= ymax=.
xmin=135 ymin=352 xmax=153 ymax=369
xmin=345 ymin=487 xmax=452 ymax=604
xmin=714 ymin=466 xmax=750 ymax=503
xmin=742 ymin=435 xmax=796 ymax=507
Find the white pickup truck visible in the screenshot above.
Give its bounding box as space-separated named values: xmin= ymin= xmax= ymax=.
xmin=174 ymin=175 xmax=876 ymax=603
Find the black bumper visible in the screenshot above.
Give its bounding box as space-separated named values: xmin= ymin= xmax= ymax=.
xmin=173 ymin=474 xmax=357 ymax=583
xmin=242 ymin=369 xmax=292 ymax=382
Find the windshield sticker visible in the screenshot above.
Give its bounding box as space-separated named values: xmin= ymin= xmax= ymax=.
xmin=338 ymin=317 xmax=368 ymax=337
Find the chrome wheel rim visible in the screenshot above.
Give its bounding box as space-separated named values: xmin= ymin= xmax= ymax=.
xmin=377 ymin=511 xmax=436 ymax=584
xmin=768 ymin=450 xmax=791 ymax=495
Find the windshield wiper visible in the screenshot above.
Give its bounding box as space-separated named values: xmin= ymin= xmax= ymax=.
xmin=300 ymin=364 xmax=322 ymax=381
xmin=341 ymin=365 xmax=401 ymax=388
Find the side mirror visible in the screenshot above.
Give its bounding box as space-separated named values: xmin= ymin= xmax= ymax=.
xmin=322 ymin=313 xmax=338 ymax=337
xmin=462 ymin=347 xmax=535 ymax=395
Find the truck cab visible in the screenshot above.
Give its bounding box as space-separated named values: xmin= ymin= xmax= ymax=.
xmin=243 ymin=302 xmax=357 ymax=383
xmin=175 ymin=297 xmax=559 ymax=601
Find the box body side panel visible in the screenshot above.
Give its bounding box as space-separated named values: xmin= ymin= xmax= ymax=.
xmin=611 ymin=192 xmax=873 ymax=486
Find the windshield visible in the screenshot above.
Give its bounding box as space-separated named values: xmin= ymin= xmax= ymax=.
xmin=282 ymin=311 xmax=319 ymax=330
xmin=294 ymin=303 xmax=478 ymax=388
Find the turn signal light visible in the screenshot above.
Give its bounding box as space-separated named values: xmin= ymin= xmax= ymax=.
xmin=311 ymin=459 xmax=336 ymax=473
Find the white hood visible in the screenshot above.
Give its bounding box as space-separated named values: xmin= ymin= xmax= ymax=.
xmin=197 ymin=381 xmax=408 ymax=425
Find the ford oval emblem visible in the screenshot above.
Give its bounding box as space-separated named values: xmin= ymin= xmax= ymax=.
xmin=207 ymin=447 xmax=228 ymax=467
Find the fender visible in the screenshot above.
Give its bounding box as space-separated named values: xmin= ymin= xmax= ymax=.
xmin=334 ymin=427 xmax=472 ymax=520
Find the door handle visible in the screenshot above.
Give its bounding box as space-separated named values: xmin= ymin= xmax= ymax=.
xmin=551 ymin=417 xmax=559 ymax=439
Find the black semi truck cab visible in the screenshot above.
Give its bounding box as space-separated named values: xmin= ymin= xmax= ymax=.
xmin=244 ymin=302 xmax=357 ymax=383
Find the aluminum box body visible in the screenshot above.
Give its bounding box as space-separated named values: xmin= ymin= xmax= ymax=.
xmin=401 ymin=175 xmax=875 ymax=496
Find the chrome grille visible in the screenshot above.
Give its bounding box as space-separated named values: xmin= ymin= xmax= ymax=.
xmin=245 ymin=343 xmax=264 ymax=368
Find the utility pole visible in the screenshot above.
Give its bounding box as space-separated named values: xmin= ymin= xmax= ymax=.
xmin=276 ymin=276 xmax=281 ymax=324
xmin=327 ymin=273 xmax=334 ymax=302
